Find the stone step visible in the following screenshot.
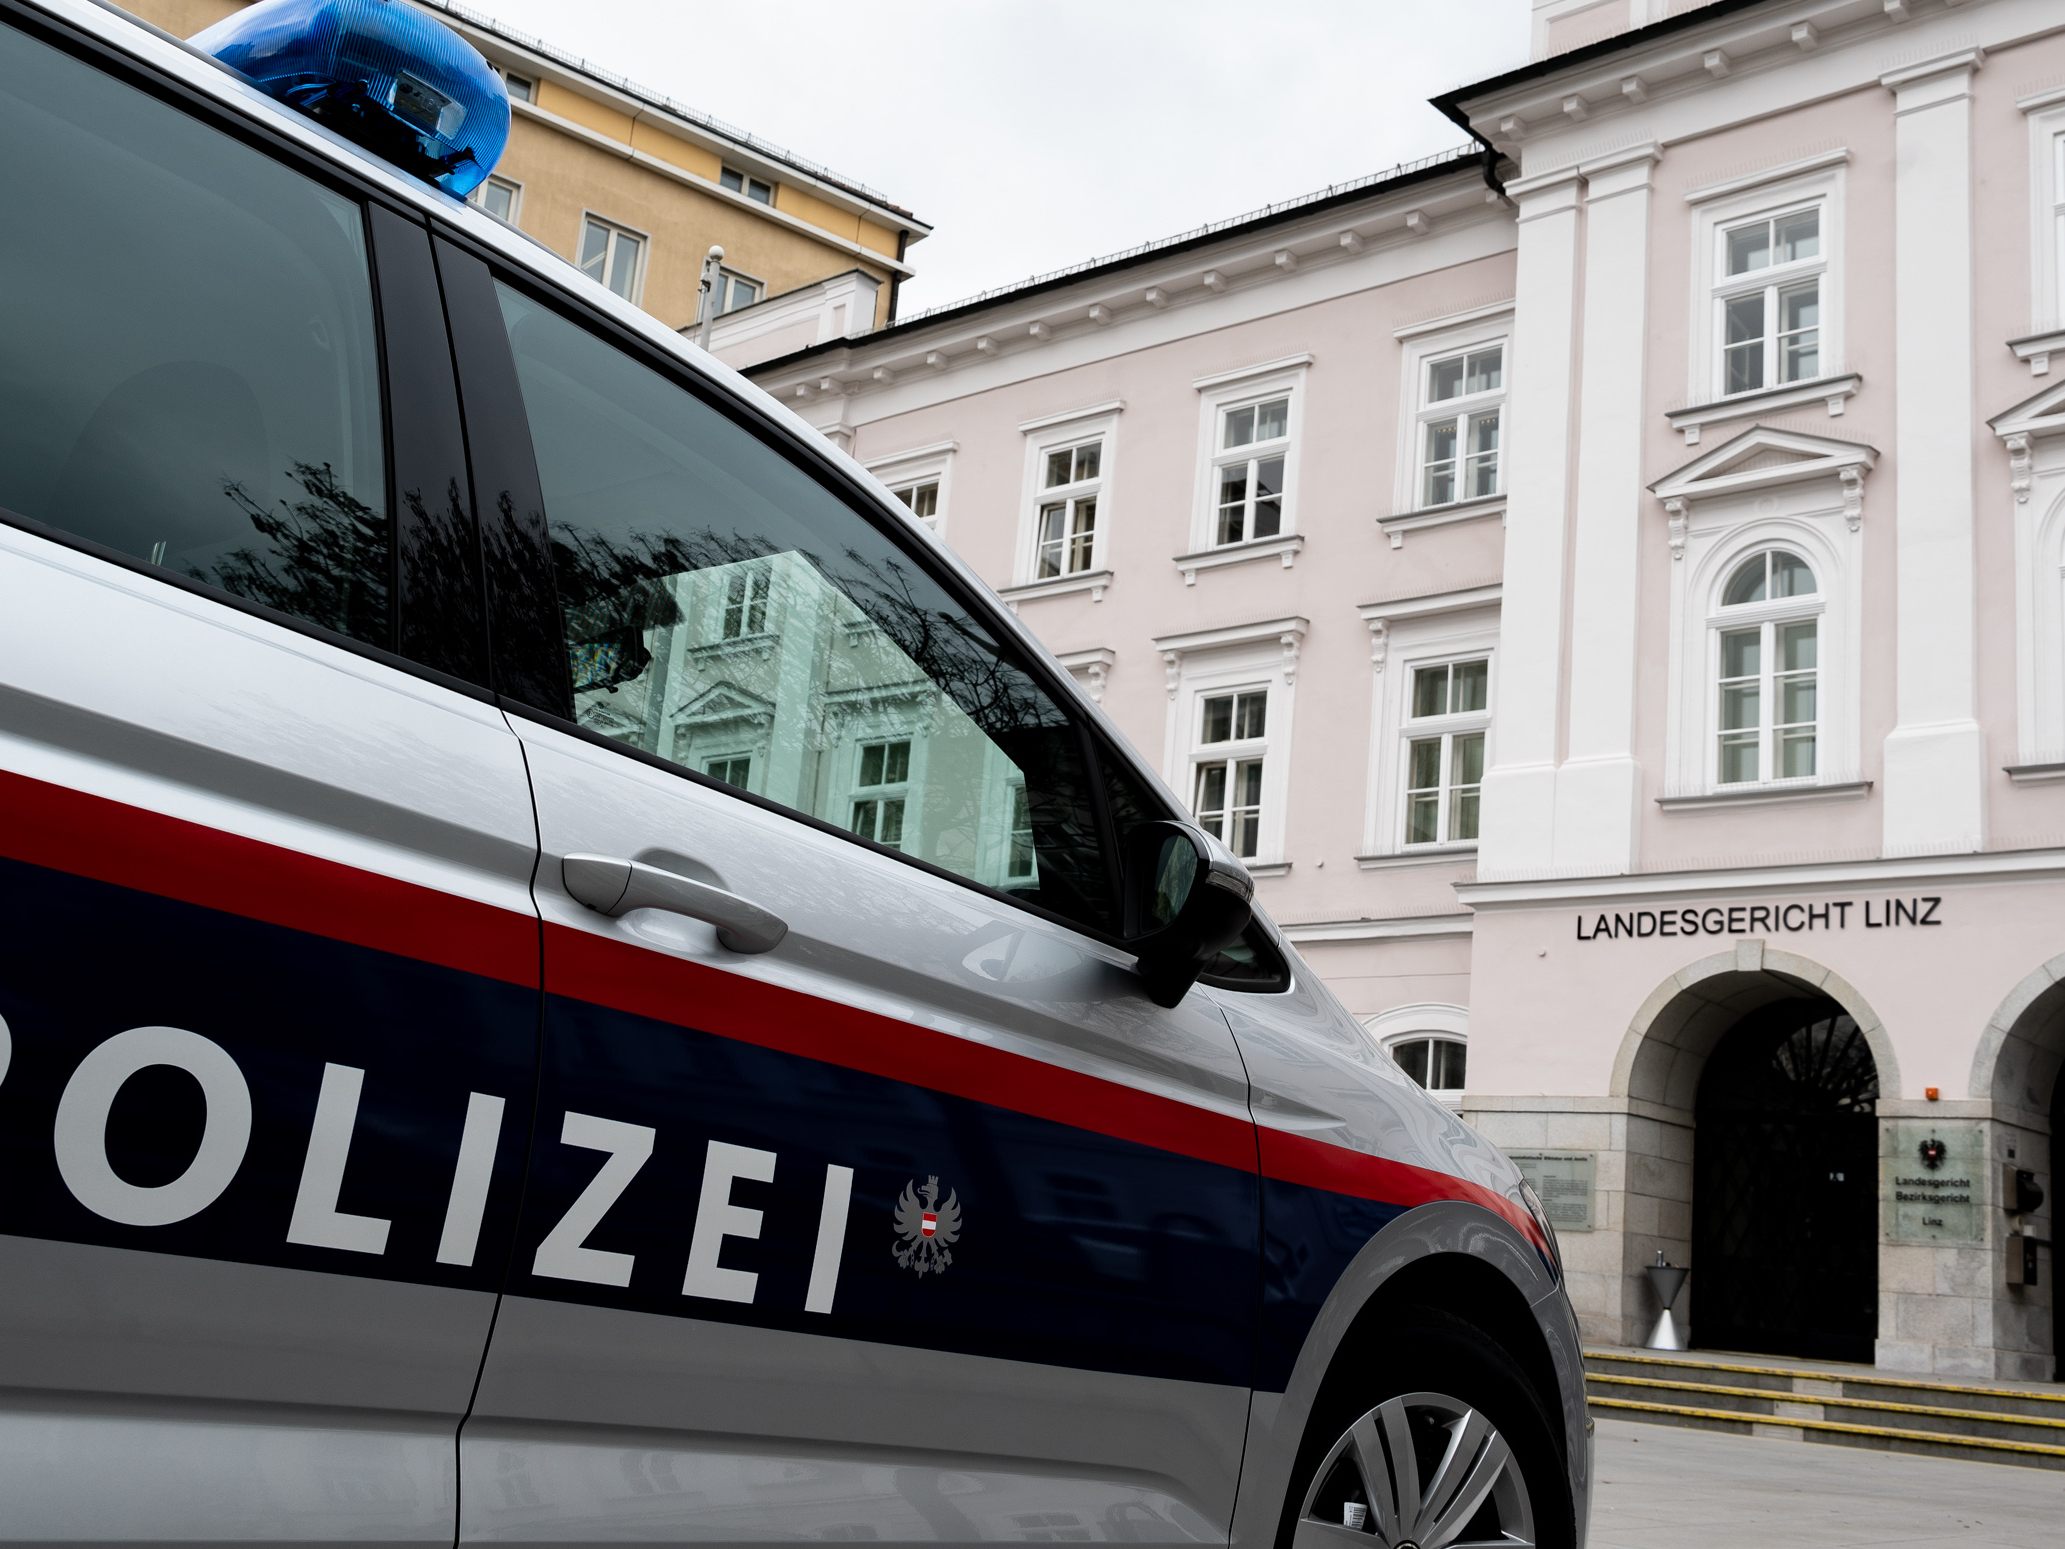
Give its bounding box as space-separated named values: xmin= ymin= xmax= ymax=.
xmin=1583 ymin=1349 xmax=2065 ymax=1471
xmin=1586 ymin=1347 xmax=2065 ymax=1419
xmin=1586 ymin=1372 xmax=2065 ymax=1448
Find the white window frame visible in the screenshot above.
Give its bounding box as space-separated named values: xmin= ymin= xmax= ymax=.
xmin=1363 ymin=1003 xmax=1470 ymax=1108
xmin=1156 ymin=618 xmax=1305 ymax=875
xmin=720 ymin=165 xmax=776 ymax=205
xmin=1710 ymin=203 xmax=1826 ymax=399
xmin=500 ymin=69 xmax=534 ymax=103
xmin=703 ymin=266 xmax=763 ymax=319
xmin=848 ymin=734 xmax=916 ymax=852
xmin=716 ymin=561 xmax=772 ymax=642
xmin=1708 ymin=552 xmax=1824 ymax=788
xmin=469 ymin=173 xmax=522 ymax=224
xmin=1186 ymin=357 xmax=1309 ymax=564
xmin=577 ymin=213 xmax=647 ymax=305
xmin=863 ymin=440 xmax=956 ymax=541
xmin=1399 ymin=657 xmax=1492 ymax=850
xmin=1657 ymin=430 xmax=1867 ymax=801
xmin=1189 ymin=686 xmax=1272 ymax=861
xmin=701 ymin=749 xmax=756 ymax=794
xmin=1687 ymin=163 xmax=1844 ymax=407
xmin=1394 ymin=315 xmax=1511 ymax=515
xmin=2025 ymin=101 xmax=2065 ymax=335
xmin=1010 ymin=404 xmax=1120 ymax=599
xmin=1989 ymin=380 xmax=2065 ymax=766
xmin=1356 ymin=593 xmax=1499 ymax=862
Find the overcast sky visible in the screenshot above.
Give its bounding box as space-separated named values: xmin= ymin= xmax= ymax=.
xmin=471 ymin=0 xmax=1534 ymax=314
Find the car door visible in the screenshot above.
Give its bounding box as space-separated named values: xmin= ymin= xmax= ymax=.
xmin=439 ymin=247 xmax=1263 ymax=1545
xmin=0 ymin=12 xmax=538 ymax=1545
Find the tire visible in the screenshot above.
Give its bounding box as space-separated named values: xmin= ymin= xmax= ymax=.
xmin=1278 ymin=1310 xmax=1574 ymax=1549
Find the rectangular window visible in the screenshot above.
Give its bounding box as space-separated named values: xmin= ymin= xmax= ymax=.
xmin=1005 ymin=782 xmax=1035 ymax=881
xmin=1212 ymin=395 xmax=1289 ymax=546
xmin=1192 ymin=688 xmax=1268 ymax=859
xmin=1036 ymin=439 xmax=1102 ymax=578
xmin=1715 ymin=205 xmax=1821 ymax=396
xmin=851 ymin=738 xmax=911 ymax=850
xmin=704 ymin=753 xmax=752 ymax=791
xmin=719 ymin=565 xmax=770 ymax=639
xmin=706 ymin=268 xmax=762 ymax=318
xmin=1401 ymin=658 xmax=1490 ymax=847
xmin=469 ymin=174 xmax=521 ymax=223
xmin=892 ymin=479 xmax=940 ymax=530
xmin=1716 ymin=619 xmax=1817 ymax=784
xmin=1418 ymin=344 xmax=1503 ymax=508
xmin=578 ymin=216 xmax=645 ymax=303
xmin=720 ymin=165 xmax=775 ymax=205
xmin=501 ymin=70 xmax=534 ymax=103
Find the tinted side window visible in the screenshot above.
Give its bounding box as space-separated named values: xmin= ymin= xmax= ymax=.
xmin=0 ymin=21 xmax=389 ymax=647
xmin=496 ymin=285 xmax=1121 ymax=933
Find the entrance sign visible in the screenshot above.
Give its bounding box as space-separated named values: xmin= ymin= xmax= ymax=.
xmin=1884 ymin=1121 xmax=1986 ymax=1244
xmin=1575 ymin=896 xmax=1943 ymax=942
xmin=1507 ymin=1150 xmax=1595 ymax=1232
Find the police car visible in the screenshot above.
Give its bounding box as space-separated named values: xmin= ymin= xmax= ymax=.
xmin=0 ymin=1 xmax=1588 ymax=1543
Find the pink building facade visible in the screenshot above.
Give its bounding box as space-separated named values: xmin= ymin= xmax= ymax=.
xmin=737 ymin=0 xmax=2065 ymax=1381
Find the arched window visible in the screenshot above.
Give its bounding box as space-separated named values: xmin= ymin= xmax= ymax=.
xmin=1714 ymin=548 xmax=1821 ymax=785
xmin=1386 ymin=1034 xmax=1467 ymax=1102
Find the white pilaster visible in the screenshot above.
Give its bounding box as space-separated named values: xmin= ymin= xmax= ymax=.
xmin=1554 ymin=144 xmax=1661 ymax=876
xmin=1881 ymin=52 xmax=1986 ymax=854
xmin=1478 ymin=168 xmax=1584 ymax=879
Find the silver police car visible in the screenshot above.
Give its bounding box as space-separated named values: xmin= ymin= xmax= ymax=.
xmin=0 ymin=0 xmax=1587 ymax=1543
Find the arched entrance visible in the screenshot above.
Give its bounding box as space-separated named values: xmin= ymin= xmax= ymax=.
xmin=1692 ymin=1000 xmax=1880 ymax=1362
xmin=1610 ymin=945 xmax=1895 ymax=1356
xmin=1971 ymin=958 xmax=2065 ymax=1381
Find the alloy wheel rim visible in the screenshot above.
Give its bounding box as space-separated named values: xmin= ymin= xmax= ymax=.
xmin=1295 ymin=1390 xmax=1537 ymax=1549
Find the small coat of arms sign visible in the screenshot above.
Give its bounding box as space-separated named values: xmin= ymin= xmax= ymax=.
xmin=893 ymin=1175 xmax=961 ymax=1276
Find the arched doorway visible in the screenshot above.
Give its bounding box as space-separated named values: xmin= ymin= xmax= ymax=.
xmin=1691 ymin=998 xmax=1881 ymax=1362
xmin=1609 ymin=946 xmax=1895 ymax=1355
xmin=1973 ymin=959 xmax=2065 ymax=1381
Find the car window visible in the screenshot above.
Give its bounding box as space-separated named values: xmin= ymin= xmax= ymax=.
xmin=0 ymin=21 xmax=389 ymax=648
xmin=496 ymin=284 xmax=1122 ymax=933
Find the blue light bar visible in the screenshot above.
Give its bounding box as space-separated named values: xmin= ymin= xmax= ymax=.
xmin=194 ymin=0 xmax=510 ymax=196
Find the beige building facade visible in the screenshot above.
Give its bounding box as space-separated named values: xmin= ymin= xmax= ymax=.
xmin=125 ymin=0 xmax=926 ymax=332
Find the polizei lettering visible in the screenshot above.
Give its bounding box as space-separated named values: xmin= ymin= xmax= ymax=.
xmin=1575 ymin=896 xmax=1943 ymax=942
xmin=14 ymin=1018 xmax=858 ymax=1316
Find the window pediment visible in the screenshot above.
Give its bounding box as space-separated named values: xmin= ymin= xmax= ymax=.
xmin=1990 ymin=379 xmax=2065 ymax=504
xmin=1651 ymin=425 xmax=1876 ymax=556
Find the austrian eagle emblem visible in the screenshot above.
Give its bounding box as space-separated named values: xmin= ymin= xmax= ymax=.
xmin=893 ymin=1175 xmax=961 ymax=1276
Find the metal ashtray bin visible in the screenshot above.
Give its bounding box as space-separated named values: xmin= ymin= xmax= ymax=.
xmin=1645 ymin=1254 xmax=1688 ymax=1351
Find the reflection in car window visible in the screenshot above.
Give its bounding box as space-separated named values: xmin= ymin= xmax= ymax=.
xmin=0 ymin=22 xmax=388 ymax=647
xmin=496 ymin=285 xmax=1120 ymax=932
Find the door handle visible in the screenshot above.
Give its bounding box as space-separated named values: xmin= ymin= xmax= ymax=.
xmin=561 ymin=853 xmax=788 ymax=955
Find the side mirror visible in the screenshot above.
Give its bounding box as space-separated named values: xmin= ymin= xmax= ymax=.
xmin=1123 ymin=820 xmax=1255 ymax=1008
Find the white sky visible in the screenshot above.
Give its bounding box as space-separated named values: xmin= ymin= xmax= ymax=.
xmin=471 ymin=0 xmax=1534 ymax=313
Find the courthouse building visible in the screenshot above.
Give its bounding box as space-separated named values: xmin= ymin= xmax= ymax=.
xmin=738 ymin=0 xmax=2065 ymax=1382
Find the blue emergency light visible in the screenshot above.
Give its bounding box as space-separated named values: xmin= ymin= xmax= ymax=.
xmin=193 ymin=0 xmax=510 ymax=196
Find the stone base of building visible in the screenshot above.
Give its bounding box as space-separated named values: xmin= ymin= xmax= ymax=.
xmin=1464 ymin=1094 xmax=2058 ymax=1381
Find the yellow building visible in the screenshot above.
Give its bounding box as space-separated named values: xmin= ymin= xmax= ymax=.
xmin=123 ymin=0 xmax=927 ymax=331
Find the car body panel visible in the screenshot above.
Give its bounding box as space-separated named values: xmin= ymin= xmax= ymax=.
xmin=0 ymin=518 xmax=540 ymax=1546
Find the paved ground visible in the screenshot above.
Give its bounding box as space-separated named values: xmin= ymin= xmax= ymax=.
xmin=1586 ymin=1418 xmax=2065 ymax=1547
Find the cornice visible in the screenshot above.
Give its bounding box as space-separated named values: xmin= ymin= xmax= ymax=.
xmin=748 ymin=169 xmax=1502 ymax=403
xmin=1449 ymin=0 xmax=2045 ymax=171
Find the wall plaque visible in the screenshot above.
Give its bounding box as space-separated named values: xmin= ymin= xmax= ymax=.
xmin=1508 ymin=1150 xmax=1596 ymax=1233
xmin=1883 ymin=1120 xmax=1987 ymax=1245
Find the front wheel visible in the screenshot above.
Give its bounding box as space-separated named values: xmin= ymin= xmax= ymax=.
xmin=1286 ymin=1315 xmax=1571 ymax=1549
